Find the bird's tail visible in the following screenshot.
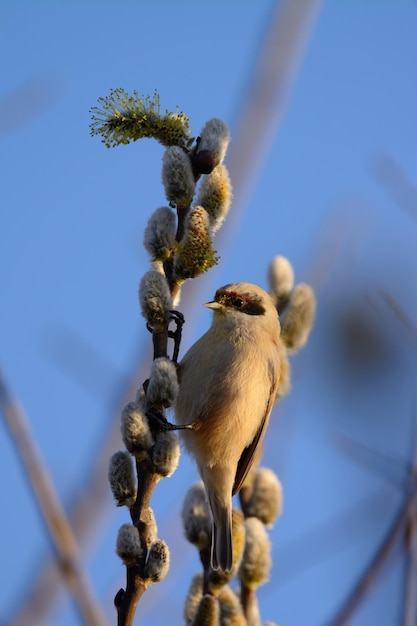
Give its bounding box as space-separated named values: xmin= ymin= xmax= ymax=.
xmin=210 ymin=498 xmax=233 ymax=572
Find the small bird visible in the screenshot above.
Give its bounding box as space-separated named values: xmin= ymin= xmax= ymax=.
xmin=175 ymin=282 xmax=280 ymax=571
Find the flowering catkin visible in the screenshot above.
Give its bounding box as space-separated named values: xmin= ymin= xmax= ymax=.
xmin=174 ymin=206 xmax=218 ymax=280
xmin=196 ymin=164 xmax=232 ymax=234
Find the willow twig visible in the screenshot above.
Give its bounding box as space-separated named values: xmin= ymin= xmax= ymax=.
xmin=0 ymin=368 xmax=106 ymax=626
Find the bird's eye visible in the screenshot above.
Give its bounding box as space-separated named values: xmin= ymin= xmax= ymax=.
xmin=234 ymin=298 xmax=243 ymax=308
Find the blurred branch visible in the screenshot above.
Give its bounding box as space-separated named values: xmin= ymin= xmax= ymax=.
xmin=326 ymin=489 xmax=416 ymax=626
xmin=0 ymin=368 xmax=107 ymax=626
xmin=372 ymin=154 xmax=417 ymax=222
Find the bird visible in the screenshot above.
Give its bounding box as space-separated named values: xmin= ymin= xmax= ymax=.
xmin=175 ymin=282 xmax=280 ymax=572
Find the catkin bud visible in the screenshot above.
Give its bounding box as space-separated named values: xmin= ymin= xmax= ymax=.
xmin=144 ymin=507 xmax=159 ymax=548
xmin=138 ymin=270 xmax=172 ymax=330
xmin=151 ymin=430 xmax=180 ymax=477
xmin=162 ymin=146 xmax=196 ymax=206
xmin=182 ymin=482 xmax=211 ymax=550
xmin=108 ymin=451 xmax=137 ymax=507
xmin=268 ymin=256 xmax=294 ymax=310
xmin=196 ymin=164 xmax=232 ymax=234
xmin=194 ymin=118 xmax=230 ymax=174
xmin=174 ymin=206 xmax=219 ymax=280
xmin=146 ymin=357 xmax=179 ymax=408
xmin=143 ymin=539 xmax=170 ymax=582
xmin=209 ymin=509 xmax=246 ymax=591
xmin=281 ymin=283 xmax=316 ymax=353
xmin=143 ymin=206 xmax=177 ymax=262
xmin=241 ymin=468 xmax=283 ymax=527
xmin=184 ymin=573 xmax=203 ymax=626
xmin=116 ymin=523 xmax=142 ymax=566
xmin=218 ymin=586 xmax=246 ymax=626
xmin=121 ymin=400 xmax=153 ymax=457
xmin=239 ymin=517 xmax=272 ymax=590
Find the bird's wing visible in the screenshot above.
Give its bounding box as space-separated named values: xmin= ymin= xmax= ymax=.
xmin=232 ymin=359 xmax=279 ymax=496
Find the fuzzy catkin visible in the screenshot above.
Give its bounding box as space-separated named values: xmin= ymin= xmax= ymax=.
xmin=121 ymin=400 xmax=153 ymax=456
xmin=239 ymin=517 xmax=272 ymax=590
xmin=196 ymin=164 xmax=232 ymax=234
xmin=143 ymin=206 xmax=177 ymax=262
xmin=243 ymin=468 xmax=283 ymax=527
xmin=174 ymin=206 xmax=218 ymax=280
xmin=182 ymin=482 xmax=212 ymax=549
xmin=116 ymin=523 xmax=142 ymax=566
xmin=108 ymin=451 xmax=136 ymax=507
xmin=281 ymin=283 xmax=316 ymax=353
xmin=162 ymin=146 xmax=196 ymax=206
xmin=268 ymin=256 xmax=294 ymax=303
xmin=138 ymin=270 xmax=172 ymax=330
xmin=197 ymin=118 xmax=230 ymax=166
xmin=143 ymin=539 xmax=170 ymax=582
xmin=146 ymin=357 xmax=179 ymax=408
xmin=151 ymin=430 xmax=180 ymax=477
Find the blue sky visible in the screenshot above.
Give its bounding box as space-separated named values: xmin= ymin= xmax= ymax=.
xmin=1 ymin=1 xmax=417 ymax=625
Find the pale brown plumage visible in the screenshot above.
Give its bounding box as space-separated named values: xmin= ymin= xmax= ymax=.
xmin=175 ymin=282 xmax=280 ymax=571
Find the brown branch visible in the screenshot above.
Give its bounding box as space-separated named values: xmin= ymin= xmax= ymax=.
xmin=326 ymin=490 xmax=417 ymax=626
xmin=0 ymin=368 xmax=107 ymax=626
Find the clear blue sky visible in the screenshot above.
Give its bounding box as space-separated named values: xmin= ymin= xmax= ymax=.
xmin=1 ymin=1 xmax=417 ymax=625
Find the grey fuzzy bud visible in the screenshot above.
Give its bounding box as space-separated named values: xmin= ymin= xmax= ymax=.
xmin=239 ymin=517 xmax=272 ymax=589
xmin=268 ymin=256 xmax=294 ymax=307
xmin=143 ymin=207 xmax=177 ymax=262
xmin=182 ymin=482 xmax=211 ymax=549
xmin=143 ymin=539 xmax=170 ymax=582
xmin=196 ymin=164 xmax=232 ymax=234
xmin=108 ymin=451 xmax=137 ymax=507
xmin=162 ymin=146 xmax=196 ymax=206
xmin=116 ymin=523 xmax=142 ymax=566
xmin=138 ymin=270 xmax=172 ymax=330
xmin=147 ymin=357 xmax=179 ymax=408
xmin=276 ymin=340 xmax=291 ymax=399
xmin=197 ymin=118 xmax=230 ymax=168
xmin=151 ymin=430 xmax=180 ymax=477
xmin=281 ymin=283 xmax=316 ymax=353
xmin=241 ymin=468 xmax=283 ymax=527
xmin=121 ymin=400 xmax=153 ymax=456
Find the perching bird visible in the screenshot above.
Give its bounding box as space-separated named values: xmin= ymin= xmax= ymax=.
xmin=175 ymin=282 xmax=280 ymax=572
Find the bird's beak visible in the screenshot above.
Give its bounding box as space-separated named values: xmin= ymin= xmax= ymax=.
xmin=204 ymin=300 xmax=225 ymax=312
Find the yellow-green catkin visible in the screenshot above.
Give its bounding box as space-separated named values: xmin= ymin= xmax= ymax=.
xmin=218 ymin=586 xmax=246 ymax=626
xmin=174 ymin=206 xmax=219 ymax=280
xmin=196 ymin=164 xmax=232 ymax=234
xmin=90 ymin=89 xmax=192 ymax=148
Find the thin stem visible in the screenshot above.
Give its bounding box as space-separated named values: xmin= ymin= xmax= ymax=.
xmin=0 ymin=368 xmax=106 ymax=626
